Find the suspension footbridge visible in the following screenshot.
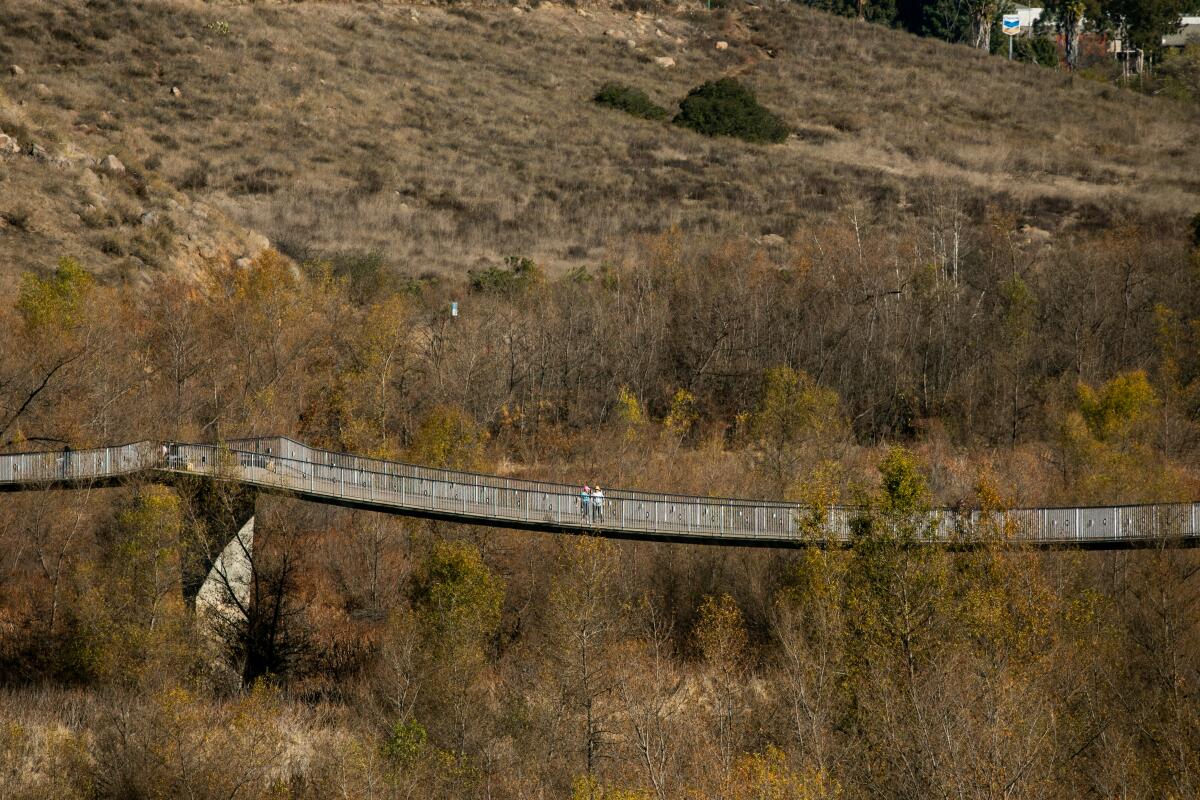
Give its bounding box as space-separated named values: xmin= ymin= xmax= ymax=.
xmin=1 ymin=436 xmax=1197 ymax=549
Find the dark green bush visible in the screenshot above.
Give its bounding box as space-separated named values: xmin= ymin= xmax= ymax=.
xmin=1013 ymin=36 xmax=1059 ymax=68
xmin=469 ymin=256 xmax=544 ymax=295
xmin=593 ymin=83 xmax=669 ymax=121
xmin=672 ymin=78 xmax=789 ymax=144
xmin=1190 ymin=212 xmax=1200 ymax=249
xmin=1155 ymin=44 xmax=1200 ymax=103
xmin=328 ymin=250 xmax=401 ymax=303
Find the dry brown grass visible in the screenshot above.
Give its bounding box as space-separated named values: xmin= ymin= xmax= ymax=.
xmin=0 ymin=0 xmax=1198 ymax=279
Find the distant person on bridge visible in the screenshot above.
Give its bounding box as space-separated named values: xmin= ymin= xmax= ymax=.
xmin=581 ymin=485 xmax=591 ymax=520
xmin=592 ymin=486 xmax=604 ymax=522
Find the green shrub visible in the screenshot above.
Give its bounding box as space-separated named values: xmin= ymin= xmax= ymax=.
xmin=1157 ymin=44 xmax=1200 ymax=104
xmin=1013 ymin=36 xmax=1059 ymax=68
xmin=325 ymin=250 xmax=401 ymax=303
xmin=469 ymin=255 xmax=543 ymax=295
xmin=1190 ymin=211 xmax=1200 ymax=249
xmin=593 ymin=83 xmax=669 ymax=121
xmin=382 ymin=719 xmax=427 ymax=767
xmin=672 ymin=78 xmax=789 ymax=144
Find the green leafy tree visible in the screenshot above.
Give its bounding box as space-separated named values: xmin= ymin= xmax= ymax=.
xmin=663 ymin=388 xmax=699 ymax=449
xmin=801 ymin=0 xmax=898 ymax=24
xmin=408 ymin=540 xmax=503 ymax=755
xmin=846 ymin=447 xmax=948 ymax=681
xmin=323 ymin=293 xmax=414 ymax=458
xmin=615 ymin=385 xmax=648 ymax=481
xmin=1012 ymin=34 xmax=1061 ymax=65
xmin=411 ymin=540 xmax=503 ymax=651
xmin=1158 ymin=44 xmax=1200 ymax=102
xmin=17 ymin=257 xmax=94 ymax=332
xmin=914 ymin=0 xmax=976 ymax=42
xmin=722 ymin=746 xmax=841 ymax=800
xmin=382 ymin=718 xmax=428 ymax=769
xmin=693 ymin=593 xmax=750 ymax=782
xmin=408 ymin=405 xmax=488 ymax=470
xmin=1076 ymin=369 xmax=1158 ymax=442
xmin=616 ymin=385 xmax=646 ymax=442
xmin=840 ymin=448 xmax=959 ymax=794
xmin=1058 ymin=370 xmax=1175 ymax=501
xmin=746 ymin=366 xmax=846 ymax=498
xmin=571 ymin=774 xmax=653 ymax=800
xmin=965 ymin=0 xmax=1014 ymax=49
xmin=1102 ymin=0 xmax=1198 ymax=54
xmin=71 ymin=486 xmax=189 ymax=686
xmin=773 ymin=546 xmax=848 ymax=772
xmin=1044 ymin=0 xmax=1101 ymax=68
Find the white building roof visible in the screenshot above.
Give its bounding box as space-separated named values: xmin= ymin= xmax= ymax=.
xmin=1163 ymin=18 xmax=1200 ymax=47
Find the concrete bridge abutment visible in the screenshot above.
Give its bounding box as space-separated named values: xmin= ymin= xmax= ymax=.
xmin=173 ymin=477 xmax=257 ymax=612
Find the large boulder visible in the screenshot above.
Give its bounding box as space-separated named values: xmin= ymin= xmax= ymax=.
xmin=99 ymin=154 xmax=125 ymax=176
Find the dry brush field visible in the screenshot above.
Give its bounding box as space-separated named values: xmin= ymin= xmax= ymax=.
xmin=4 ymin=2 xmax=1200 ymax=798
xmin=0 ymin=0 xmax=1198 ymax=281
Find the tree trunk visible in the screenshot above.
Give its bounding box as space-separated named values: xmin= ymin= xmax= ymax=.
xmin=1064 ymin=16 xmax=1082 ymax=70
xmin=973 ymin=16 xmax=994 ymax=50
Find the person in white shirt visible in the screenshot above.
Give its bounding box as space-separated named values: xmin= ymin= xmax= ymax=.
xmin=592 ymin=486 xmax=604 ymax=522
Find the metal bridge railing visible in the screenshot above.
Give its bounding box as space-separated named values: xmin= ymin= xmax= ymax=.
xmin=0 ymin=441 xmax=152 ymax=485
xmin=2 ymin=437 xmax=1199 ymax=546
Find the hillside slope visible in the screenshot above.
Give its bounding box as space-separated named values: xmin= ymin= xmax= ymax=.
xmin=1 ymin=0 xmax=1198 ymax=279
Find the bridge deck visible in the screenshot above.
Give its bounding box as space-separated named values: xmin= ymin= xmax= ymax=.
xmin=1 ymin=437 xmax=1198 ymax=549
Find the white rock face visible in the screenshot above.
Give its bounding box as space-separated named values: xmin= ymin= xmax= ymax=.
xmin=0 ymin=133 xmax=18 ymax=156
xmin=9 ymin=65 xmax=24 ymax=76
xmin=715 ymin=40 xmax=729 ymax=50
xmin=654 ymin=56 xmax=676 ymax=68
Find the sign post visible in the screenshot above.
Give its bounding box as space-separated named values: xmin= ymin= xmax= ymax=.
xmin=1002 ymin=14 xmax=1021 ymax=60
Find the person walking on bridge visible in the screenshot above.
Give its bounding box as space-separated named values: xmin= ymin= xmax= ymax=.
xmin=581 ymin=485 xmax=591 ymax=520
xmin=592 ymin=486 xmax=604 ymax=523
